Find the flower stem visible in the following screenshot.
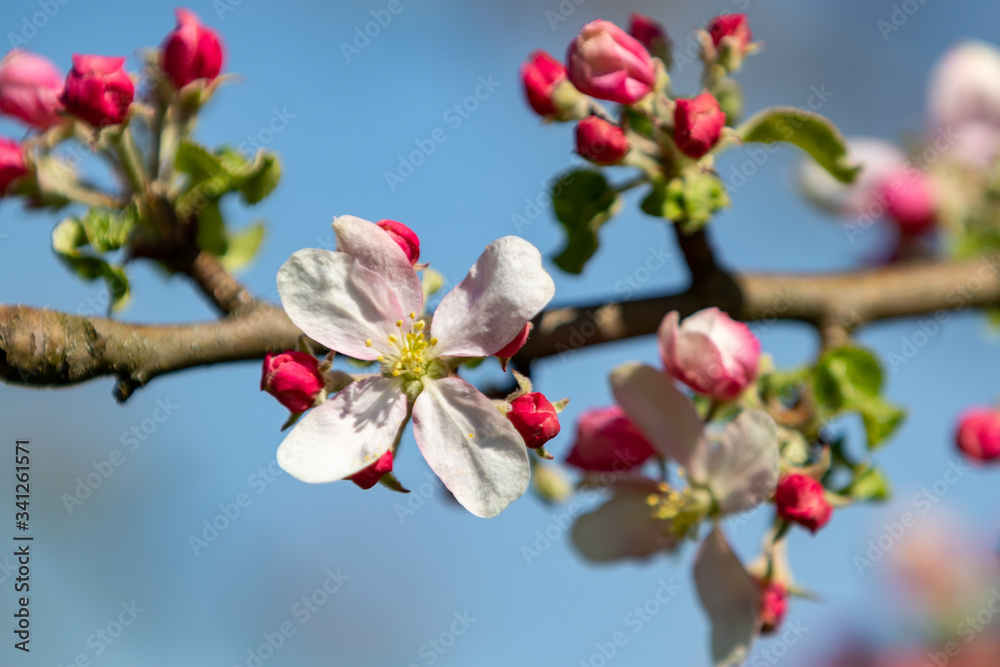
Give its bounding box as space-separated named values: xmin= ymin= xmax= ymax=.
xmin=109 ymin=127 xmax=148 ymax=195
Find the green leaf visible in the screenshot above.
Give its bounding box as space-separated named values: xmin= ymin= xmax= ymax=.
xmin=237 ymin=151 xmax=281 ymax=204
xmin=81 ymin=207 xmax=135 ymax=253
xmin=551 ymin=169 xmax=621 ymax=274
xmin=860 ymin=399 xmax=907 ymax=450
xmin=738 ymin=107 xmax=861 ymax=184
xmin=813 ymin=346 xmax=884 ymax=413
xmin=175 ymin=139 xmax=225 ymax=180
xmin=51 ymin=218 xmax=130 ymax=311
xmin=848 ymin=466 xmax=892 ymax=502
xmin=641 ymin=172 xmax=729 ymax=232
xmin=196 ymin=201 xmax=228 ymax=256
xmin=220 ymin=222 xmax=265 ymax=271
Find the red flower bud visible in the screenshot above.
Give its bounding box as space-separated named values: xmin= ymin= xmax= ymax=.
xmin=260 ymin=351 xmax=324 ymax=413
xmin=507 ymin=392 xmax=561 ymax=449
xmin=775 ymin=473 xmax=832 ymax=533
xmin=0 ymin=50 xmax=64 ymax=130
xmin=628 ymin=13 xmax=669 ymax=63
xmin=0 ymin=138 xmax=27 ymax=194
xmin=376 ymin=219 xmax=420 ymax=265
xmin=58 ymin=54 xmax=134 ymax=129
xmin=565 ymin=406 xmax=655 ymax=472
xmin=349 ymin=450 xmax=394 ymax=490
xmin=758 ymin=580 xmax=788 ymax=634
xmin=495 ymin=323 xmax=531 ymax=362
xmin=877 ymin=169 xmax=937 ymax=236
xmin=567 ymin=19 xmax=655 ymax=105
xmin=162 ymin=8 xmax=224 ymax=89
xmin=521 ymin=50 xmax=568 ymax=117
xmin=674 ymin=92 xmax=726 ymax=159
xmin=576 ymin=116 xmax=630 ymax=164
xmin=956 ymin=408 xmax=1000 ymax=463
xmin=707 ymin=14 xmax=752 ymax=52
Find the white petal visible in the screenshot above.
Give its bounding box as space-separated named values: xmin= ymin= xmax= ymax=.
xmin=333 ymin=215 xmax=424 ymax=317
xmin=412 ymin=377 xmax=529 ymax=518
xmin=610 ymin=362 xmax=704 ymax=467
xmin=694 ymin=527 xmax=761 ymax=667
xmin=276 ymin=377 xmax=408 ymax=483
xmin=277 ymin=248 xmax=401 ymax=359
xmin=797 ymin=137 xmax=906 ymax=217
xmin=572 ymin=479 xmax=677 ymax=563
xmin=431 ymin=236 xmax=555 ymax=358
xmin=689 ymin=410 xmax=780 ymax=515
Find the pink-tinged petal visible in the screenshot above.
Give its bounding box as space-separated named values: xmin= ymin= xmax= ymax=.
xmin=276 ymin=377 xmax=408 ymax=483
xmin=610 ymin=362 xmax=703 ymax=467
xmin=798 ymin=137 xmax=907 ymax=217
xmin=412 ymin=377 xmax=530 ymax=518
xmin=431 ymin=236 xmax=555 ymax=358
xmin=689 ymin=410 xmax=779 ymax=515
xmin=572 ymin=478 xmax=677 ymax=562
xmin=276 ymin=248 xmax=401 ymax=360
xmin=694 ymin=527 xmax=761 ymax=667
xmin=333 ymin=215 xmax=424 ymax=317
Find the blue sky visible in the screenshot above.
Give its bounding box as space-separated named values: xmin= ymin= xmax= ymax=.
xmin=2 ymin=0 xmax=1000 ymax=665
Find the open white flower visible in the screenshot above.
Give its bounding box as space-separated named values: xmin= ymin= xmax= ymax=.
xmin=275 ymin=216 xmax=556 ymax=518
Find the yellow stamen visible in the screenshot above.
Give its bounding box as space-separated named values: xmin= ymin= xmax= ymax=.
xmin=365 ymin=339 xmax=373 ymax=347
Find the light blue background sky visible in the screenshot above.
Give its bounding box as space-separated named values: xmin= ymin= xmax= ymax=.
xmin=2 ymin=0 xmax=1000 ymax=665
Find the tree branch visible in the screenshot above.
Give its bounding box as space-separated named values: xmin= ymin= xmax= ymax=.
xmin=2 ymin=254 xmax=998 ymax=398
xmin=171 ymin=247 xmax=257 ymax=316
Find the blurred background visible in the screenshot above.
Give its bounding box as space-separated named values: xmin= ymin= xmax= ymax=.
xmin=1 ymin=0 xmax=1000 ymax=665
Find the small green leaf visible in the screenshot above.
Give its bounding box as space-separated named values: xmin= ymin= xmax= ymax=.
xmin=813 ymin=346 xmax=884 ymax=412
xmin=738 ymin=107 xmax=861 ymax=183
xmin=175 ymin=139 xmax=225 ymax=179
xmin=51 ymin=218 xmax=130 ymax=311
xmin=551 ymin=169 xmax=621 ymax=274
xmin=237 ymin=151 xmax=281 ymax=205
xmin=220 ymin=222 xmax=265 ymax=271
xmin=860 ymin=399 xmax=907 ymax=450
xmin=848 ymin=466 xmax=892 ymax=502
xmin=196 ymin=201 xmax=228 ymax=256
xmin=81 ymin=207 xmax=135 ymax=253
xmin=641 ymin=172 xmax=729 ymax=232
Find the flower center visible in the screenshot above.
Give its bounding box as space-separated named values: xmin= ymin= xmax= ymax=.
xmin=367 ymin=313 xmax=439 ymax=382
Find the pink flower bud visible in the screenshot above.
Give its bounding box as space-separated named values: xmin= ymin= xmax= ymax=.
xmin=260 ymin=351 xmax=324 ymax=413
xmin=521 ymin=50 xmax=568 ymax=117
xmin=758 ymin=580 xmax=788 ymax=634
xmin=0 ymin=50 xmax=64 ymax=130
xmin=58 ymin=55 xmax=134 ymax=129
xmin=349 ymin=450 xmax=394 ymax=490
xmin=495 ymin=323 xmax=531 ymax=370
xmin=876 ymin=169 xmax=937 ymax=236
xmin=507 ymin=392 xmax=561 ymax=449
xmin=775 ymin=473 xmax=832 ymax=533
xmin=0 ymin=138 xmax=27 ymax=194
xmin=162 ymin=8 xmax=224 ymax=89
xmin=628 ymin=13 xmax=669 ymax=63
xmin=927 ymin=41 xmax=1000 ymax=167
xmin=673 ymin=92 xmax=726 ymax=159
xmin=376 ymin=219 xmax=420 ymax=265
xmin=576 ymin=116 xmax=630 ymax=164
xmin=565 ymin=406 xmax=655 ymax=472
xmin=658 ymin=308 xmax=760 ymax=401
xmin=566 ymin=19 xmax=655 ymax=105
xmin=955 ymin=408 xmax=1000 ymax=463
xmin=707 ymin=14 xmax=752 ymax=52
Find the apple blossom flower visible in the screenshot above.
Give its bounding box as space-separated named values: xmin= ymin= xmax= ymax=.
xmin=274 ymin=216 xmax=554 ymax=518
xmin=376 ymin=219 xmax=420 ymax=265
xmin=674 ymin=92 xmax=726 ymax=159
xmin=0 ymin=138 xmax=27 ymax=194
xmin=59 ymin=54 xmax=134 ymax=128
xmin=566 ymin=19 xmax=655 ymax=105
xmin=798 ymin=137 xmax=908 ymax=219
xmin=260 ymin=351 xmax=324 ymax=413
xmin=571 ymin=478 xmax=678 ymax=562
xmin=774 ymin=473 xmax=832 ymax=533
xmin=564 ymin=406 xmax=655 ymax=473
xmin=658 ymin=308 xmax=761 ymax=401
xmin=161 ymin=8 xmax=224 ymax=89
xmin=0 ymin=50 xmax=64 ymax=130
xmin=926 ymin=41 xmax=1000 ymax=167
xmin=576 ymin=115 xmax=630 ymax=164
xmin=955 ymin=407 xmax=1000 ymax=462
xmin=506 ymin=392 xmax=560 ymax=449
